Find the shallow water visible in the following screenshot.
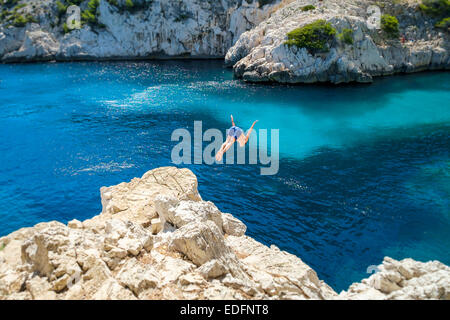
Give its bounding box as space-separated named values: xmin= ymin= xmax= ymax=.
xmin=0 ymin=61 xmax=449 ymax=292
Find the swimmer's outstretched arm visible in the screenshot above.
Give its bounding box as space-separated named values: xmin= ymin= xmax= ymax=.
xmin=231 ymin=114 xmax=235 ymax=127
xmin=244 ymin=120 xmax=258 ymax=144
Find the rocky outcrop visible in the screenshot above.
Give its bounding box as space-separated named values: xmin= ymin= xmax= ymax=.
xmin=339 ymin=257 xmax=450 ymax=300
xmin=2 ymin=0 xmax=448 ymax=84
xmin=0 ymin=167 xmax=337 ymax=300
xmin=0 ymin=167 xmax=448 ymax=300
xmin=226 ymin=0 xmax=450 ymax=83
xmin=0 ymin=0 xmax=279 ymax=62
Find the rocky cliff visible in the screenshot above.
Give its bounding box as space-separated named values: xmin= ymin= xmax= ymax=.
xmin=1 ymin=0 xmax=449 ymax=84
xmin=0 ymin=167 xmax=448 ymax=300
xmin=0 ymin=167 xmax=337 ymax=300
xmin=0 ymin=0 xmax=279 ymax=62
xmin=226 ymin=0 xmax=450 ymax=83
xmin=339 ymin=257 xmax=450 ymax=300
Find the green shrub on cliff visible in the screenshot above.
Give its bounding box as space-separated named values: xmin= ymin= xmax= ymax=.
xmin=81 ymin=0 xmax=101 ymax=26
xmin=125 ymin=0 xmax=134 ymax=10
xmin=381 ymin=14 xmax=399 ymax=38
xmin=10 ymin=12 xmax=36 ymax=27
xmin=338 ymin=28 xmax=354 ymax=45
xmin=419 ymin=0 xmax=450 ymax=17
xmin=419 ymin=0 xmax=450 ymax=31
xmin=436 ymin=16 xmax=450 ymax=29
xmin=285 ymin=20 xmax=336 ymax=54
xmin=13 ymin=3 xmax=25 ymax=10
xmin=81 ymin=9 xmax=96 ymax=24
xmin=301 ymin=5 xmax=316 ymax=12
xmin=25 ymin=13 xmax=36 ymax=23
xmin=12 ymin=13 xmax=26 ymax=26
xmin=0 ymin=9 xmax=9 ymax=22
xmin=56 ymin=0 xmax=67 ymax=17
xmin=88 ymin=0 xmax=100 ymax=11
xmin=63 ymin=22 xmax=70 ymax=33
xmin=109 ymin=0 xmax=148 ymax=12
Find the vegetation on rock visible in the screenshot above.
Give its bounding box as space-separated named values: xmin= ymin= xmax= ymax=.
xmin=419 ymin=0 xmax=450 ymax=17
xmin=435 ymin=16 xmax=450 ymax=29
xmin=107 ymin=0 xmax=149 ymax=13
xmin=56 ymin=0 xmax=67 ymax=18
xmin=301 ymin=4 xmax=316 ymax=11
xmin=419 ymin=0 xmax=450 ymax=31
xmin=0 ymin=1 xmax=36 ymax=27
xmin=381 ymin=14 xmax=400 ymax=38
xmin=81 ymin=0 xmax=103 ymax=28
xmin=125 ymin=0 xmax=134 ymax=10
xmin=285 ymin=20 xmax=336 ymax=54
xmin=11 ymin=13 xmax=36 ymax=27
xmin=63 ymin=22 xmax=70 ymax=33
xmin=338 ymin=28 xmax=354 ymax=45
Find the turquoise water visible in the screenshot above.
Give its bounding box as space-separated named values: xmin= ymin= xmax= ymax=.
xmin=0 ymin=61 xmax=449 ymax=292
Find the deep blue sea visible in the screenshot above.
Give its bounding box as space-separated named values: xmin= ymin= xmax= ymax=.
xmin=0 ymin=61 xmax=449 ymax=292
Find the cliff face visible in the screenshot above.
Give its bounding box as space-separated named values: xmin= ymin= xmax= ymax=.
xmin=0 ymin=0 xmax=279 ymax=62
xmin=226 ymin=0 xmax=450 ymax=83
xmin=339 ymin=257 xmax=450 ymax=300
xmin=1 ymin=0 xmax=448 ymax=84
xmin=0 ymin=167 xmax=449 ymax=300
xmin=0 ymin=167 xmax=337 ymax=300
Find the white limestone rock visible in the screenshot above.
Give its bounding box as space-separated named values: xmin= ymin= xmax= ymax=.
xmin=150 ymin=218 xmax=163 ymax=235
xmin=116 ymin=259 xmax=159 ymax=297
xmin=0 ymin=0 xmax=278 ymax=62
xmin=226 ymin=0 xmax=450 ymax=84
xmin=197 ymin=259 xmax=228 ymax=279
xmin=93 ymin=166 xmax=202 ymax=227
xmin=340 ymin=257 xmax=450 ymax=300
xmin=222 ymin=212 xmax=247 ymax=236
xmin=26 ymin=275 xmax=57 ymax=300
xmin=170 ymin=221 xmax=230 ymax=266
xmin=92 ymin=278 xmax=137 ymax=300
xmin=155 ymin=196 xmax=223 ymax=231
xmin=225 ymin=234 xmax=337 ymax=299
xmin=2 ymin=23 xmax=59 ymax=62
xmin=0 ymin=167 xmax=447 ymax=300
xmin=68 ymin=219 xmax=83 ymax=229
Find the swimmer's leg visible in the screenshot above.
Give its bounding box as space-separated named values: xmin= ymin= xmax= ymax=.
xmin=237 ymin=134 xmax=246 ymax=147
xmin=216 ymin=136 xmax=235 ymax=162
xmin=239 ymin=120 xmax=258 ymax=147
xmin=218 ymin=135 xmax=232 ymax=152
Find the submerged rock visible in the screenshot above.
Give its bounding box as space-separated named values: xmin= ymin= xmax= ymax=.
xmin=0 ymin=167 xmax=448 ymax=300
